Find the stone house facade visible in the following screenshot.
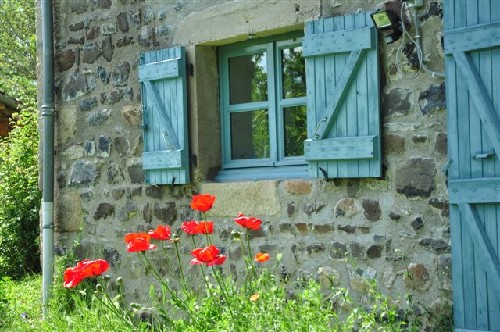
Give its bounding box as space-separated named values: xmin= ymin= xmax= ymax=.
xmin=42 ymin=0 xmax=449 ymax=326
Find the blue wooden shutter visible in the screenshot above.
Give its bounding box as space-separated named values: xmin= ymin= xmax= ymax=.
xmin=139 ymin=46 xmax=190 ymax=185
xmin=303 ymin=13 xmax=381 ymax=178
xmin=444 ymin=0 xmax=500 ymax=330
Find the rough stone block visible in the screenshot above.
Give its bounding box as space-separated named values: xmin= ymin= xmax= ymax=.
xmin=79 ymin=97 xmax=98 ymax=111
xmin=412 ymin=135 xmax=428 ymax=144
xmin=383 ymin=134 xmax=406 ymax=154
xmin=102 ymin=36 xmax=113 ymax=62
xmin=349 ymin=242 xmax=366 ymax=259
xmin=313 ymin=224 xmax=333 ymax=234
xmin=410 ymin=217 xmax=424 ymax=231
xmin=435 ymin=132 xmax=447 ymax=155
xmin=419 ymin=83 xmax=446 ymax=115
xmin=330 ymin=241 xmax=348 ymax=259
xmin=201 ymin=181 xmax=280 ymax=217
xmin=349 ymin=266 xmax=377 ymax=293
xmin=69 ymin=160 xmax=99 ymax=185
xmin=145 ymin=186 xmax=163 ymax=199
xmin=382 ymin=88 xmax=411 ymax=116
xmin=82 ymin=44 xmax=102 ymax=64
xmin=87 ymin=109 xmax=111 ymax=127
xmin=334 ymin=198 xmax=359 ymax=217
xmin=103 ymin=247 xmax=121 ymax=268
xmin=367 ymin=244 xmax=383 ymax=259
xmin=98 ymin=136 xmax=112 ymax=157
xmin=69 ymin=21 xmax=85 ymax=31
xmin=153 ymin=202 xmax=177 ymax=225
xmin=56 ymin=190 xmax=83 ymax=231
xmin=63 ymin=72 xmax=91 ymax=101
xmin=57 ymin=49 xmax=76 ymax=72
xmin=117 ymin=12 xmax=129 ymax=32
xmin=395 ymin=158 xmax=436 ymax=198
xmin=112 ymin=62 xmax=130 ymax=86
xmin=362 ymin=198 xmax=381 ymax=221
xmin=389 ymin=212 xmax=401 ymax=220
xmin=112 ymin=188 xmax=126 ymax=200
xmin=303 ymin=201 xmax=326 ymax=216
xmin=287 ymin=202 xmax=296 ymax=217
xmin=63 ymin=145 xmax=84 ymax=160
xmin=122 ymin=105 xmax=142 ymax=126
xmin=143 ymin=203 xmax=152 ymax=223
xmin=128 ymin=165 xmax=144 ymax=184
xmin=404 ymin=263 xmax=429 ymax=290
xmin=94 ymin=203 xmax=115 ymax=220
xmin=306 ymin=242 xmax=325 ymax=255
xmin=338 ymin=224 xmax=356 ymax=234
xmin=107 ymin=162 xmax=124 ymax=184
xmin=284 ymin=180 xmax=313 ymax=195
xmin=295 ymin=223 xmax=309 ymax=234
xmin=86 ymin=27 xmax=100 ymax=40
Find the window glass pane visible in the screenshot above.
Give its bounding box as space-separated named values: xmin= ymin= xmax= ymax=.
xmin=230 ymin=110 xmax=270 ymax=159
xmin=229 ymin=53 xmax=268 ymax=104
xmin=282 ymin=46 xmax=306 ymax=98
xmin=284 ymin=105 xmax=307 ymax=157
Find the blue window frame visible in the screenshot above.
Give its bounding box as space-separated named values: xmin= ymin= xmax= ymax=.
xmin=218 ymin=33 xmax=308 ymax=179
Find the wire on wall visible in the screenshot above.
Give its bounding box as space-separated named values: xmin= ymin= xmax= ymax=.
xmin=396 ymin=1 xmax=445 ymax=79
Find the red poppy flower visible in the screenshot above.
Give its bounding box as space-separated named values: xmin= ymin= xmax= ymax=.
xmin=148 ymin=225 xmax=171 ymax=241
xmin=63 ymin=259 xmax=109 ymax=288
xmin=234 ymin=212 xmax=262 ymax=231
xmin=181 ymin=220 xmax=214 ymax=235
xmin=78 ymin=259 xmax=110 ymax=277
xmin=63 ymin=267 xmax=86 ymax=288
xmin=190 ymin=194 xmax=216 ymax=212
xmin=124 ymin=233 xmax=156 ymax=252
xmin=255 ymin=252 xmax=270 ymax=263
xmin=190 ymin=245 xmax=226 ymax=266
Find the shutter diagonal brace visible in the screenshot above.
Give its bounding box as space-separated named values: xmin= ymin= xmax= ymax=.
xmin=314 ymin=49 xmax=365 ymax=140
xmin=453 ymin=52 xmax=500 ymax=161
xmin=458 ymin=203 xmax=500 ymax=295
xmin=144 ymin=80 xmax=180 ymax=151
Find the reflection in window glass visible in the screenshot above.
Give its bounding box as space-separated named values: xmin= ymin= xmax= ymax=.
xmin=229 ymin=53 xmax=268 ymax=104
xmin=283 ymin=105 xmax=307 ymax=157
xmin=230 ymin=110 xmax=270 ymax=159
xmin=282 ymin=46 xmax=306 ymax=99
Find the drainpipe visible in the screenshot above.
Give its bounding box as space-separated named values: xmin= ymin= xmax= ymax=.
xmin=40 ymin=0 xmax=55 ymax=317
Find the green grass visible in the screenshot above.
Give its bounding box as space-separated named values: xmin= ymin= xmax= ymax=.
xmin=0 ymin=272 xmax=432 ymax=332
xmin=0 ymin=275 xmax=138 ymax=332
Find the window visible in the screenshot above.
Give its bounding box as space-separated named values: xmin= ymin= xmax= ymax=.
xmin=218 ymin=33 xmax=307 ymax=177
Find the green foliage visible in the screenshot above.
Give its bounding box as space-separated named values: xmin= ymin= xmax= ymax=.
xmin=0 ymin=0 xmax=40 ymax=278
xmin=0 ymin=0 xmax=37 ymax=86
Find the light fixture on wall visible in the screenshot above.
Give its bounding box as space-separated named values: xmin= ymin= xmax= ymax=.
xmin=371 ymin=0 xmax=409 ymax=44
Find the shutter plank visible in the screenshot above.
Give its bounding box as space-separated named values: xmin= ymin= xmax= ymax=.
xmin=304 ymin=13 xmax=380 ymax=178
xmin=445 ymin=21 xmax=500 ymax=54
xmin=138 ymin=58 xmax=179 ymax=81
xmin=302 ymin=26 xmax=374 ymax=56
xmin=140 ymin=46 xmax=189 ymax=185
xmin=304 ymin=136 xmax=376 ymax=161
xmin=454 ymin=52 xmax=500 ymax=161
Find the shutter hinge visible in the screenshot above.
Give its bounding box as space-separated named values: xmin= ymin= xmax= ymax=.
xmin=313 ymin=117 xmax=327 ymax=140
xmin=441 ymin=160 xmax=452 ymax=174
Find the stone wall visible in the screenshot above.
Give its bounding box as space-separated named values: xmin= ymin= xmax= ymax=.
xmin=44 ymin=0 xmax=449 ymax=327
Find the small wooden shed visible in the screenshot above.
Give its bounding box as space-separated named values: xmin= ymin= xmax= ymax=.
xmin=0 ymin=92 xmax=17 ymax=136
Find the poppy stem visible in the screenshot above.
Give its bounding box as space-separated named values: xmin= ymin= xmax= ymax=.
xmin=173 ymin=240 xmax=187 ymax=290
xmin=239 ymin=238 xmax=251 ymax=292
xmin=211 ymin=266 xmax=236 ymax=320
xmin=246 ymin=232 xmax=258 ymax=279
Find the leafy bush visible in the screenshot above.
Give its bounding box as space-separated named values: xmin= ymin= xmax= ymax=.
xmin=0 ymin=91 xmax=41 ymax=278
